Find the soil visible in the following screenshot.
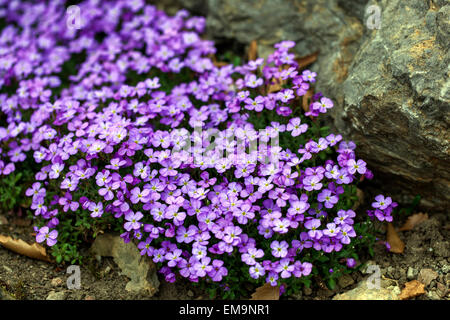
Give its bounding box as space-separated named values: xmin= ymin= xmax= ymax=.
xmin=1 ymin=211 xmax=449 ymax=300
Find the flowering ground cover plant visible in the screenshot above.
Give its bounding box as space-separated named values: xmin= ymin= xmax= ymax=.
xmin=0 ymin=0 xmax=397 ymax=298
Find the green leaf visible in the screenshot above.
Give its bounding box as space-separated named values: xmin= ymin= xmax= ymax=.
xmin=328 ymin=278 xmax=336 ymax=290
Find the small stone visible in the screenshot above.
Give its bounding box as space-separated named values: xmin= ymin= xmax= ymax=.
xmin=104 ymin=266 xmax=111 ymax=274
xmin=291 ymin=291 xmax=302 ymax=300
xmin=426 ymin=290 xmax=441 ymax=300
xmin=303 ymin=287 xmax=312 ymax=296
xmin=3 ymin=265 xmax=12 ymax=273
xmin=386 ymin=266 xmax=395 ymax=277
xmin=407 ymin=267 xmax=417 ymax=280
xmin=338 ymin=274 xmax=355 ymax=289
xmin=51 ymin=278 xmax=63 ymax=287
xmin=436 ymin=283 xmax=447 ymax=298
xmin=85 ymin=295 xmax=95 ymax=300
xmin=441 ymin=265 xmax=450 ymax=274
xmin=418 ymin=268 xmax=438 ymax=286
xmin=46 ymin=291 xmax=67 ymax=300
xmin=187 ymin=290 xmax=194 ymax=297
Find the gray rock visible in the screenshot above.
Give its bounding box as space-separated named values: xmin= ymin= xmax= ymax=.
xmin=161 ymin=0 xmax=450 ymax=210
xmin=3 ymin=265 xmax=12 ymax=273
xmin=46 ymin=291 xmax=67 ymax=300
xmin=327 ymin=0 xmax=450 ymax=210
xmin=90 ymin=234 xmax=160 ymax=296
xmin=333 ymin=277 xmax=400 ymax=300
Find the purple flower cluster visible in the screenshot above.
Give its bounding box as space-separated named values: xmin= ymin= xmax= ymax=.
xmin=367 ymin=194 xmax=397 ymax=222
xmin=0 ymin=1 xmax=390 ymax=288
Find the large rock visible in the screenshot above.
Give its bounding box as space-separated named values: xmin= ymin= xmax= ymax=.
xmin=331 ymin=0 xmax=450 ymax=210
xmin=91 ymin=234 xmax=160 ymax=296
xmin=333 ymin=277 xmax=400 ymax=300
xmin=169 ymin=0 xmax=449 ymax=210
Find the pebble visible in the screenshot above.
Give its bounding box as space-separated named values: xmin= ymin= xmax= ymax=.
xmin=187 ymin=290 xmax=194 ymax=297
xmin=418 ymin=268 xmax=438 ymax=286
xmin=3 ymin=265 xmax=12 ymax=273
xmin=291 ymin=291 xmax=302 ymax=300
xmin=303 ymin=287 xmax=312 ymax=296
xmin=46 ymin=291 xmax=67 ymax=300
xmin=51 ymin=278 xmax=63 ymax=287
xmin=407 ymin=267 xmax=417 ymax=280
xmin=426 ymin=290 xmax=440 ymax=300
xmin=436 ymin=283 xmax=447 ymax=298
xmin=441 ymin=265 xmax=450 ymax=274
xmin=85 ymin=295 xmax=95 ymax=300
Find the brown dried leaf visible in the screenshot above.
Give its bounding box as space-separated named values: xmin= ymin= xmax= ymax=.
xmin=386 ymin=223 xmax=405 ymax=254
xmin=0 ymin=215 xmax=8 ymax=226
xmin=250 ymin=282 xmax=280 ymax=300
xmin=302 ymin=88 xmax=314 ymax=113
xmin=352 ymin=188 xmax=364 ymax=211
xmin=398 ymin=212 xmax=429 ymax=232
xmin=0 ymin=234 xmax=51 ymax=262
xmin=296 ymin=51 xmax=319 ymax=69
xmin=248 ymin=40 xmax=258 ymax=61
xmin=399 ymin=280 xmax=425 ymax=300
xmin=209 ymin=54 xmax=229 ymax=68
xmin=267 ymin=81 xmax=283 ymax=94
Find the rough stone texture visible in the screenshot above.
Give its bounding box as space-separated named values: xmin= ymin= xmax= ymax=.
xmin=333 ymin=277 xmax=400 ymax=300
xmin=91 ymin=234 xmax=160 ymax=296
xmin=332 ymin=0 xmax=450 ymax=210
xmin=162 ymin=0 xmax=449 ymax=210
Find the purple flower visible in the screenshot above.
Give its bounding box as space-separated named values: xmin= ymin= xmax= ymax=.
xmin=242 ymin=247 xmax=264 ymax=265
xmin=249 ymin=263 xmax=265 ymax=279
xmin=209 ymin=259 xmax=228 ymax=282
xmin=286 ymin=117 xmax=308 ymax=137
xmin=266 ymin=272 xmax=279 ymax=286
xmin=36 ymin=227 xmax=58 ymax=246
xmin=270 ymin=240 xmax=289 ymax=258
xmin=275 ymin=258 xmax=294 ymax=278
xmin=372 ymin=194 xmax=392 ymax=210
xmin=346 ymin=258 xmax=357 ymax=268
xmin=194 ymin=257 xmax=212 ymax=277
xmin=89 ymin=202 xmax=103 ymax=218
xmin=317 ymin=189 xmax=339 ymax=208
xmin=124 ymin=211 xmax=144 ymax=231
xmin=304 ymin=218 xmax=322 ymax=239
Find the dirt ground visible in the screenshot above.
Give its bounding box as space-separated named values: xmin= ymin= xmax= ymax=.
xmin=0 ymin=211 xmax=449 ymax=300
